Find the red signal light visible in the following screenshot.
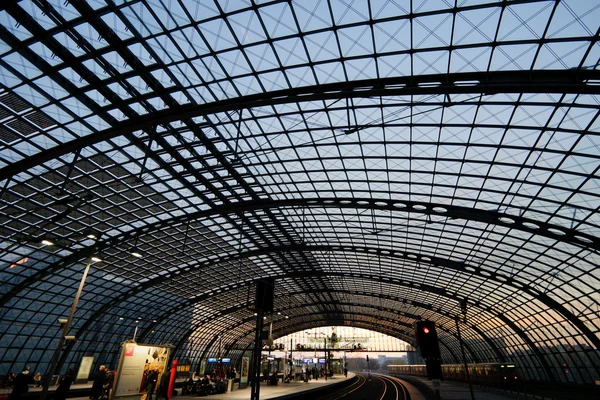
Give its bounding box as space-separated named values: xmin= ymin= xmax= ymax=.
xmin=423 ymin=327 xmax=430 ymax=334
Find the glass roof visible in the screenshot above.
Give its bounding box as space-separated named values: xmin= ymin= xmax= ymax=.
xmin=0 ymin=0 xmax=599 ymax=385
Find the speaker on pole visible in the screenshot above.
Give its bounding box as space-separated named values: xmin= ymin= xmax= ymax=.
xmin=255 ymin=278 xmax=275 ymax=312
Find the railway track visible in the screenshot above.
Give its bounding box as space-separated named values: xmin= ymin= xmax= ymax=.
xmin=317 ymin=373 xmax=411 ymax=400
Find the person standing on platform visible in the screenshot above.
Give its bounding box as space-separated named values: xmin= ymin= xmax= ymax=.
xmin=3 ymin=372 xmax=15 ymax=389
xmin=90 ymin=365 xmax=106 ymax=400
xmin=145 ymin=369 xmax=158 ymax=400
xmin=9 ymin=367 xmax=30 ymax=400
xmin=33 ymin=372 xmax=42 ymax=388
xmin=103 ymin=369 xmax=114 ymax=400
xmin=54 ymin=369 xmax=74 ymax=400
xmin=156 ymin=369 xmax=170 ymax=400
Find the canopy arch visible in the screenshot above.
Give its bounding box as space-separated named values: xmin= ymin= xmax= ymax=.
xmin=1 ymin=0 xmax=599 ymax=387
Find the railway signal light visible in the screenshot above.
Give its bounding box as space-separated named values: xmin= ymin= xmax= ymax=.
xmin=415 ymin=320 xmax=440 ymax=359
xmin=425 ymin=358 xmax=443 ymax=380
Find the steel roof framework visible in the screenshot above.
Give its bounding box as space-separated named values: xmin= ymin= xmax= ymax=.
xmin=0 ymin=0 xmax=599 ymax=386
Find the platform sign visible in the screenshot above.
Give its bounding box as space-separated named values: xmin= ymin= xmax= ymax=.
xmin=76 ymin=356 xmax=94 ymax=382
xmin=432 ymin=379 xmax=441 ymax=388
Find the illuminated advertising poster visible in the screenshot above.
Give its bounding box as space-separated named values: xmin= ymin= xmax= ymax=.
xmin=240 ymin=356 xmax=249 ymax=386
xmin=112 ymin=343 xmax=170 ymax=398
xmin=76 ymin=356 xmax=94 ymax=381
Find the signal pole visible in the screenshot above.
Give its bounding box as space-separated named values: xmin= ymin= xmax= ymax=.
xmin=250 ymin=311 xmax=264 ymax=400
xmin=455 ymin=316 xmax=475 ymax=400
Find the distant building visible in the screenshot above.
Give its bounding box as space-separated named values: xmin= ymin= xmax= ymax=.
xmin=378 ymin=355 xmax=386 ymax=370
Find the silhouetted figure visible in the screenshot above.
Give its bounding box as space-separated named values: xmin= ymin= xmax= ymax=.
xmin=9 ymin=367 xmax=30 ymax=400
xmin=55 ymin=369 xmax=74 ymax=400
xmin=157 ymin=369 xmax=170 ymax=400
xmin=145 ymin=369 xmax=158 ymax=400
xmin=199 ymin=374 xmax=212 ymax=396
xmin=90 ymin=365 xmax=106 ymax=400
xmin=103 ymin=369 xmax=114 ymax=399
xmin=269 ymin=370 xmax=278 ymax=386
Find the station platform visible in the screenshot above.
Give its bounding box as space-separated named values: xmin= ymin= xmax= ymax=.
xmin=203 ymin=373 xmax=353 ymax=399
xmin=13 ymin=373 xmax=355 ymax=400
xmin=400 ymin=375 xmax=537 ymax=400
xmin=3 ymin=373 xmax=552 ymax=400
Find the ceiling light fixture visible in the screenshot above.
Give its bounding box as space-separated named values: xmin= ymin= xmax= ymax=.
xmin=130 ymin=236 xmax=143 ymax=258
xmin=9 ymin=257 xmax=29 ymax=269
xmin=131 ymin=250 xmax=143 ymax=258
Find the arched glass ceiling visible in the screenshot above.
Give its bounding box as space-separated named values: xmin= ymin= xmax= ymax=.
xmin=0 ymin=0 xmax=599 ymax=387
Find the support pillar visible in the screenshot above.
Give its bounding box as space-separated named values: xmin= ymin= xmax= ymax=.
xmin=250 ymin=311 xmax=264 ymax=400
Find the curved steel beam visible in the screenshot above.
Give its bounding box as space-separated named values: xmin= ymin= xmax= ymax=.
xmin=2 ymin=206 xmax=591 ymax=379
xmin=164 ymin=297 xmax=418 ymax=351
xmin=3 ymin=196 xmax=596 ymax=311
xmin=65 ymin=238 xmax=599 ymax=361
xmin=4 ymin=235 xmax=596 ymax=380
xmin=166 ymin=299 xmax=475 ymax=366
xmin=210 ymin=317 xmax=444 ymax=375
xmin=136 ymin=283 xmax=518 ymax=372
xmin=132 ymin=277 xmax=553 ymax=381
xmin=222 ymin=319 xmax=463 ymax=367
xmin=188 ymin=311 xmax=423 ymax=371
xmin=240 ymin=313 xmax=464 ymax=365
xmin=2 ymin=70 xmax=600 ymax=181
xmin=74 ymin=255 xmax=507 ymax=353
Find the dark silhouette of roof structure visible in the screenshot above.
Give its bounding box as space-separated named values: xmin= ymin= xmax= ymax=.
xmin=0 ymin=0 xmax=599 ymax=386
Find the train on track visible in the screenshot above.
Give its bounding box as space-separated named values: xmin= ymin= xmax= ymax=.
xmin=388 ymin=362 xmax=519 ymax=383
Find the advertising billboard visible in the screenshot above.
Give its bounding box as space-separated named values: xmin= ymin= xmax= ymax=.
xmin=112 ymin=343 xmax=170 ymax=398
